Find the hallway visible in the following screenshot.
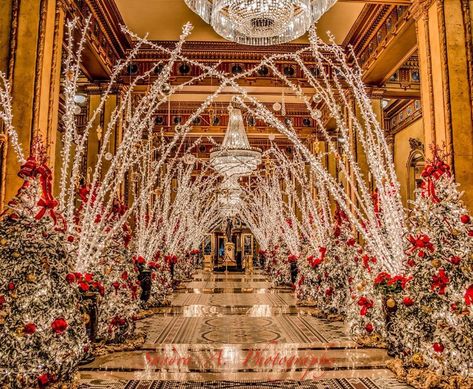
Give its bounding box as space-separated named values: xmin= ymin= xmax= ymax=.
xmin=79 ymin=270 xmax=412 ymax=388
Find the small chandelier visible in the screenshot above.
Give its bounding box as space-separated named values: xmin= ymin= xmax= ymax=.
xmin=210 ymin=105 xmax=261 ymax=177
xmin=185 ymin=0 xmax=337 ymax=46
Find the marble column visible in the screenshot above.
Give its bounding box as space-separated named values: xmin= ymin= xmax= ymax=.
xmin=0 ymin=0 xmax=65 ymax=207
xmin=414 ymin=0 xmax=473 ymax=208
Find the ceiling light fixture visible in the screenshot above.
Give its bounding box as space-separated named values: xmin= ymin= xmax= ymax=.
xmin=210 ymin=105 xmax=262 ymax=177
xmin=185 ymin=0 xmax=337 ymax=46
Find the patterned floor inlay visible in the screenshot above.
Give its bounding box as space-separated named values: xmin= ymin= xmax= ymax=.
xmin=138 ymin=315 xmax=351 ymax=345
xmin=78 ymin=377 xmax=413 ymax=389
xmin=79 ymin=270 xmax=413 ymax=388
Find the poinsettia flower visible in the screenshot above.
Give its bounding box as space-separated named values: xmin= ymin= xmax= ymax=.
xmin=78 ymin=282 xmax=89 ymax=292
xmin=374 ymin=272 xmax=391 ymax=285
xmin=431 ymin=268 xmax=449 ymax=295
xmin=403 ymin=297 xmax=414 ymax=306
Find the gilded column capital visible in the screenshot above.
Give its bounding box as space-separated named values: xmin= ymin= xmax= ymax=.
xmin=410 ymin=0 xmax=435 ymax=21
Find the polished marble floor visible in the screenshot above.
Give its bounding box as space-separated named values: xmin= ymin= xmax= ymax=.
xmin=79 ymin=270 xmax=412 ymax=388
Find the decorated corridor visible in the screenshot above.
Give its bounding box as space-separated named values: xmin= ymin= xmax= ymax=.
xmin=78 ymin=270 xmax=412 ymax=388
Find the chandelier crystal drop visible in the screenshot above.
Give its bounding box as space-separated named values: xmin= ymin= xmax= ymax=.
xmin=185 ymin=0 xmax=337 ymax=46
xmin=210 ymin=106 xmax=262 ymax=177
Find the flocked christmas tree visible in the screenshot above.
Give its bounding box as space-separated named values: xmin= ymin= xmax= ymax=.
xmin=311 ymin=205 xmax=358 ymax=317
xmin=394 ymin=149 xmax=473 ymax=376
xmin=0 ymin=144 xmax=86 ymax=387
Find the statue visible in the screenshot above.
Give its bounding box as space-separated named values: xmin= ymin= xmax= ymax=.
xmin=225 ymin=218 xmax=233 ymax=242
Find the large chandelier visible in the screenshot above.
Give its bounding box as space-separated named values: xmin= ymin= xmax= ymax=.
xmin=210 ymin=105 xmax=261 ymax=177
xmin=185 ymin=0 xmax=337 ymax=46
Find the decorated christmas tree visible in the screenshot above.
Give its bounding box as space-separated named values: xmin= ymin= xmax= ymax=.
xmin=0 ymin=149 xmax=86 ymax=387
xmin=309 ymin=206 xmax=356 ymax=317
xmin=394 ymin=150 xmax=473 ymax=375
xmin=70 ymin=189 xmax=140 ymax=344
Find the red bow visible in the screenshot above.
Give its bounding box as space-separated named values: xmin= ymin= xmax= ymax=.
xmin=420 ymin=160 xmax=451 ymax=203
xmin=358 ymin=296 xmax=374 ymax=316
xmin=33 ymin=164 xmax=64 ymax=228
xmin=407 ymin=234 xmax=435 ymax=254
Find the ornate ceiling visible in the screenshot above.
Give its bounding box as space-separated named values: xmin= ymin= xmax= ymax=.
xmin=73 ymin=0 xmax=419 ymax=149
xmin=114 ymin=0 xmax=365 ymax=44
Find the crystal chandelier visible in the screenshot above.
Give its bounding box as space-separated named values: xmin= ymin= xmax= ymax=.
xmin=210 ymin=105 xmax=262 ymax=177
xmin=217 ymin=177 xmax=243 ymax=217
xmin=184 ymin=0 xmax=338 ymax=46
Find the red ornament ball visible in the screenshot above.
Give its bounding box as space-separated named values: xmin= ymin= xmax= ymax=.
xmin=37 ymin=373 xmax=49 ymax=386
xmin=460 ymin=215 xmax=471 ymax=224
xmin=433 ymin=342 xmax=444 ymax=353
xmin=7 ymin=281 xmax=15 ymax=291
xmin=51 ymin=318 xmax=68 ymax=334
xmin=24 ymin=323 xmax=37 ymax=335
xmin=365 ymin=323 xmax=374 ymax=333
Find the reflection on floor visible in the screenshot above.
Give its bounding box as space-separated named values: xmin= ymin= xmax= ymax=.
xmin=79 ymin=270 xmax=412 ymax=388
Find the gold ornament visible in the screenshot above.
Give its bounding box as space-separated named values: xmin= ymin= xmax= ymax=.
xmin=82 ymin=313 xmax=91 ymax=325
xmin=431 ymin=259 xmax=441 ymax=268
xmin=104 ymin=267 xmax=112 ymax=275
xmin=412 ymin=353 xmax=424 ymax=366
xmin=356 ymin=283 xmax=365 ymax=292
xmin=421 ymin=305 xmax=433 ymax=314
xmin=15 ymin=326 xmax=24 ymax=337
xmin=386 ymin=298 xmax=396 ymax=309
xmin=26 ymin=273 xmax=36 ymax=283
xmin=12 ymin=252 xmax=20 ymax=258
xmin=0 ymin=238 xmax=7 ymax=246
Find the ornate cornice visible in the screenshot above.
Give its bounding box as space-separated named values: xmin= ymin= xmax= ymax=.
xmin=64 ymin=0 xmax=131 ymax=76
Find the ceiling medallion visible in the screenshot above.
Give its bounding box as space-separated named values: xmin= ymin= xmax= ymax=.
xmin=185 ymin=0 xmax=337 ymax=46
